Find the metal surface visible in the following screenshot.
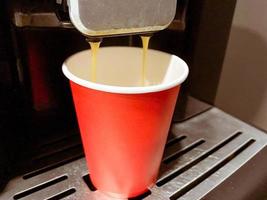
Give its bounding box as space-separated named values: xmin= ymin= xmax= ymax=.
xmin=1 ymin=108 xmax=267 ymax=200
xmin=203 ymin=145 xmax=267 ymax=200
xmin=12 ymin=0 xmax=188 ymax=32
xmin=14 ymin=12 xmax=73 ymax=28
xmin=67 ymin=0 xmax=177 ymax=37
xmin=168 ymin=0 xmax=188 ymax=31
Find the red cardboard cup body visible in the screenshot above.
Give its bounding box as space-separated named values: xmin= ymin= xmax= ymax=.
xmin=62 ymin=47 xmax=188 ymax=198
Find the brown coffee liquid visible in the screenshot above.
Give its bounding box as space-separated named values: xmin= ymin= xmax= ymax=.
xmin=141 ymin=36 xmax=151 ymax=86
xmin=89 ymin=41 xmax=101 ymax=82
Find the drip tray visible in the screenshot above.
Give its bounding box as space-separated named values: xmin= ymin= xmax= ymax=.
xmin=1 ymin=108 xmax=267 ymax=200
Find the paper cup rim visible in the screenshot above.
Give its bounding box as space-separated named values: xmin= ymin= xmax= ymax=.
xmin=62 ymin=47 xmax=189 ymax=94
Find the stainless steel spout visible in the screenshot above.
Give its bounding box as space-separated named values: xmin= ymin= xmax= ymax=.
xmin=67 ymin=0 xmax=177 ymax=38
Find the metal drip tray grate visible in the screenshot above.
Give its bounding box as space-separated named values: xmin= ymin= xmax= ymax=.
xmin=1 ymin=108 xmax=267 ymax=200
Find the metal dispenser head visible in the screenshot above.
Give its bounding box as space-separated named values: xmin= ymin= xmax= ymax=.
xmin=67 ymin=0 xmax=177 ymax=38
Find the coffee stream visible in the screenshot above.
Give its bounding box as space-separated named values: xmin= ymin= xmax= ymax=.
xmin=88 ymin=41 xmax=101 ymax=82
xmin=88 ymin=36 xmax=151 ymax=85
xmin=141 ymin=36 xmax=151 ymax=86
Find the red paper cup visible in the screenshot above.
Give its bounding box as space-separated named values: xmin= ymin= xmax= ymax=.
xmin=62 ymin=47 xmax=188 ymax=198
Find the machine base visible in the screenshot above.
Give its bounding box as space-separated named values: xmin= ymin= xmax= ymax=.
xmin=1 ymin=108 xmax=267 ymax=200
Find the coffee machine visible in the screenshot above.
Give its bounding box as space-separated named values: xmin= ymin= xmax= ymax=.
xmin=1 ymin=0 xmax=267 ymax=199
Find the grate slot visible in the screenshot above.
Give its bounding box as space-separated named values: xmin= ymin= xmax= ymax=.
xmin=83 ymin=174 xmax=97 ymax=191
xmin=23 ymin=153 xmax=84 ymax=179
xmin=169 ymin=139 xmax=255 ymax=200
xmin=128 ymin=190 xmax=152 ymax=199
xmin=157 ymin=131 xmax=242 ymax=186
xmin=13 ymin=175 xmax=68 ymax=199
xmin=165 ymin=135 xmax=187 ymax=148
xmin=46 ymin=188 xmax=76 ymax=200
xmin=163 ymin=139 xmax=205 ymax=164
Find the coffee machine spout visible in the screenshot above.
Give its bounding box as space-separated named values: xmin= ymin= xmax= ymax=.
xmin=67 ymin=0 xmax=177 ymax=39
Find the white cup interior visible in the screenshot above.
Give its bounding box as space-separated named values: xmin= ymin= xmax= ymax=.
xmin=62 ymin=47 xmax=188 ymax=94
